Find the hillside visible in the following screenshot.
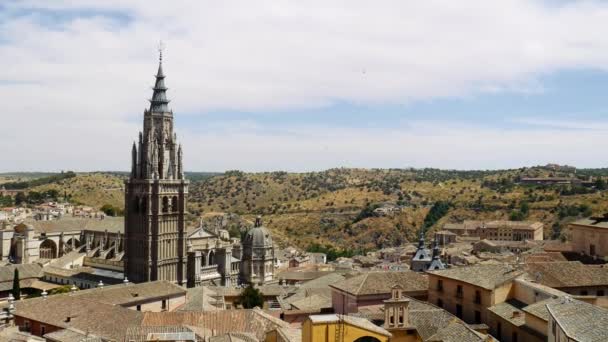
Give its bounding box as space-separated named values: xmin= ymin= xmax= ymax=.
xmin=32 ymin=173 xmax=125 ymax=208
xmin=5 ymin=165 xmax=608 ymax=251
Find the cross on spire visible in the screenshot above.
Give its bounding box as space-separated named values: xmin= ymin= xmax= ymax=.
xmin=158 ymin=40 xmax=164 ymax=63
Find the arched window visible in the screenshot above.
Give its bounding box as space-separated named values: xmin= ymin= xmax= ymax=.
xmin=209 ymin=250 xmax=215 ymax=265
xmin=162 ymin=197 xmax=169 ymax=213
xmin=172 ymin=196 xmax=179 ymax=212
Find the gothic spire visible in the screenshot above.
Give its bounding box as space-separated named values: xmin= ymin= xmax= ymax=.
xmin=149 ymin=43 xmax=170 ymax=113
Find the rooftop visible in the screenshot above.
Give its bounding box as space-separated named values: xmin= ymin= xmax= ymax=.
xmin=488 ymin=299 xmax=527 ymax=326
xmin=330 ymin=271 xmax=428 ymax=296
xmin=24 ymin=216 xmax=124 ymax=234
xmin=141 ymin=308 xmax=289 ymax=341
xmin=525 ymin=261 xmax=608 ymax=288
xmin=427 ymin=264 xmax=524 ymax=290
xmin=14 ymin=295 xmax=143 ymax=341
xmin=69 ymin=280 xmax=186 ymax=306
xmin=569 ymin=217 xmax=608 ymax=230
xmin=547 ymin=298 xmax=608 ymax=342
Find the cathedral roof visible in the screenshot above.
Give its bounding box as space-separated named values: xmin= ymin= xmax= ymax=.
xmin=149 ymin=52 xmax=170 ymax=113
xmin=243 ymin=216 xmax=273 ymax=248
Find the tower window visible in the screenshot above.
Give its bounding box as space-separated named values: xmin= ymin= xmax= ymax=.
xmin=162 ymin=197 xmax=169 ymax=213
xmin=172 ymin=196 xmax=178 ymax=212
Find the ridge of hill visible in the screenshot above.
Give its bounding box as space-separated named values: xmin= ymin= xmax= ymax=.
xmin=5 ymin=165 xmax=608 ymax=251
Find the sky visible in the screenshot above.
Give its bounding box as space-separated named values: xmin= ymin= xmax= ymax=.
xmin=3 ymin=0 xmax=608 ymax=172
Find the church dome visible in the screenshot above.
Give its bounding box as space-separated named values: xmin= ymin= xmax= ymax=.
xmin=243 ymin=216 xmax=273 ymax=248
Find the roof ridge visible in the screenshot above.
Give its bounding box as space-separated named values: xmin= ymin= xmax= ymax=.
xmin=356 ymin=273 xmax=370 ymax=295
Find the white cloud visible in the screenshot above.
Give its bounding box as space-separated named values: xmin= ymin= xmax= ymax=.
xmin=2 ymin=0 xmax=608 ymax=171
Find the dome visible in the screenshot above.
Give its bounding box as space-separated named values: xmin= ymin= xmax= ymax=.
xmin=243 ymin=216 xmax=273 ymax=248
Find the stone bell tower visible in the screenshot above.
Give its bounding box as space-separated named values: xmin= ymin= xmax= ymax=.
xmin=124 ymin=46 xmax=189 ymax=284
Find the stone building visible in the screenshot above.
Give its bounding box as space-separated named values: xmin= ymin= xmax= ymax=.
xmin=0 ymin=217 xmax=122 ymax=265
xmin=569 ymin=216 xmax=608 ymax=259
xmin=427 ymin=264 xmax=525 ymax=326
xmin=330 ymin=271 xmax=428 ymax=314
xmin=443 ymin=220 xmax=544 ymax=241
xmin=546 ymin=297 xmax=608 ymax=342
xmin=239 ymin=216 xmax=275 ymax=285
xmin=124 ymin=51 xmax=189 ymax=284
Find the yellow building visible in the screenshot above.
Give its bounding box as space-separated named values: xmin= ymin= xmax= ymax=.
xmin=302 ymin=314 xmax=391 ymax=342
xmin=427 ymin=264 xmax=524 ymax=326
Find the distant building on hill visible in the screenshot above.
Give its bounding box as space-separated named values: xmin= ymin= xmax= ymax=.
xmin=443 ymin=220 xmax=543 ymax=241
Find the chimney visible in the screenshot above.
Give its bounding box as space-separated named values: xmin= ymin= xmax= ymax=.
xmin=512 ymin=311 xmax=521 ymax=319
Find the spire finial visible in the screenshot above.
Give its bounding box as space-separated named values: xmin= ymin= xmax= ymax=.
xmin=158 ymin=40 xmax=164 ymax=63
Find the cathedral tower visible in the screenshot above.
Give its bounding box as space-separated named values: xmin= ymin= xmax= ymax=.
xmin=124 ymin=49 xmax=188 ymax=284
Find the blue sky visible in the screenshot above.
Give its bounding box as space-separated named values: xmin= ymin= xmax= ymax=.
xmin=3 ymin=1 xmax=608 ymax=172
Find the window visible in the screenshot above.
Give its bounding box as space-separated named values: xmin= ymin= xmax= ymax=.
xmin=172 ymin=196 xmax=179 ymax=212
xmin=437 ymin=298 xmax=443 ymax=308
xmin=456 ymin=304 xmax=463 ymax=318
xmin=162 ymin=299 xmax=167 ymax=310
xmin=136 ymin=305 xmax=142 ymax=311
xmin=40 ymin=326 xmax=46 ymax=336
xmin=437 ymin=279 xmax=443 ymax=292
xmin=590 ymin=244 xmax=596 ymax=256
xmin=475 ymin=290 xmax=481 ymax=304
xmin=162 ymin=197 xmax=169 ymax=213
xmin=456 ymin=285 xmax=463 ymax=298
xmin=598 ymin=290 xmax=605 ymax=296
xmin=581 ymin=290 xmax=588 ymax=296
xmin=24 ymin=320 xmax=30 ymax=332
xmin=475 ymin=310 xmax=481 ymax=324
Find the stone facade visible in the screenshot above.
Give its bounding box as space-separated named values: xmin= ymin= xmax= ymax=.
xmin=240 ymin=216 xmax=275 ymax=285
xmin=124 ymin=55 xmax=188 ymax=284
xmin=569 ymin=217 xmax=608 ymax=259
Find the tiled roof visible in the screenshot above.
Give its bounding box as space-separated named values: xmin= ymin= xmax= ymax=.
xmin=569 ymin=217 xmax=608 ymax=229
xmin=141 ymin=308 xmax=290 ymax=341
xmin=208 ymin=332 xmax=258 ymax=342
xmin=547 ymin=298 xmax=608 ymax=342
xmin=525 ymin=261 xmax=608 ymax=288
xmin=289 ymin=294 xmax=331 ymax=311
xmin=14 ymin=295 xmax=143 ymax=341
xmin=179 ymin=286 xmax=223 ymax=312
xmin=274 ymin=327 xmax=301 ymax=342
xmin=426 ymin=320 xmax=489 ymax=342
xmin=26 ymin=217 xmax=124 ymax=233
xmin=70 ymin=280 xmax=186 ymax=306
xmin=125 ymin=325 xmax=202 ymax=342
xmin=0 ymin=263 xmax=43 ymax=282
xmin=522 ymin=297 xmax=562 ymax=321
xmin=330 ymin=271 xmax=428 ymax=296
xmin=44 ymin=328 xmax=102 ymax=342
xmin=427 ymin=264 xmax=524 ymax=290
xmin=488 ymin=299 xmax=527 ymax=326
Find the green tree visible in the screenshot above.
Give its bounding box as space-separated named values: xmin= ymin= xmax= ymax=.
xmin=15 ymin=192 xmax=26 ymax=206
xmin=100 ymin=204 xmax=123 ymax=217
xmin=12 ymin=269 xmax=20 ymax=300
xmin=238 ymin=284 xmax=264 ymax=309
xmin=49 ymin=285 xmax=77 ymax=295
